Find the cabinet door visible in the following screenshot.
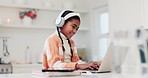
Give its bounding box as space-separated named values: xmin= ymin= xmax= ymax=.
xmin=143 ymin=0 xmax=148 ymax=27
xmin=12 ymin=64 xmax=42 ymax=73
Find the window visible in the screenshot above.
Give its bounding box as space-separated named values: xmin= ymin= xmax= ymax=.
xmin=95 ymin=6 xmax=110 ymax=60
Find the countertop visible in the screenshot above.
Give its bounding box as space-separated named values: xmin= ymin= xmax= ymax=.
xmin=0 ymin=73 xmax=147 ymax=78
xmin=0 ymin=63 xmax=42 ymax=66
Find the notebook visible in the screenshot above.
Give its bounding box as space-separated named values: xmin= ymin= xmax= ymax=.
xmin=32 ymin=70 xmax=81 ymax=77
xmin=82 ymin=43 xmax=129 ymax=73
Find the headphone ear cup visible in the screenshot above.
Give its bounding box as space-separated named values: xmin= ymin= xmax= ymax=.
xmin=55 ymin=17 xmax=65 ymax=27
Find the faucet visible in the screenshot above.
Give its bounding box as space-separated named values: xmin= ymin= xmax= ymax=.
xmin=3 ymin=38 xmax=10 ymax=57
xmin=0 ymin=37 xmax=10 ymax=64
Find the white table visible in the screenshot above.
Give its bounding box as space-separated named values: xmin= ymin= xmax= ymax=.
xmin=0 ymin=73 xmax=147 ymax=78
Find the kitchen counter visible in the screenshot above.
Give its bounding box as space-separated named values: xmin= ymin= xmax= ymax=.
xmin=0 ymin=73 xmax=147 ymax=78
xmin=0 ymin=73 xmax=32 ymax=78
xmin=0 ymin=63 xmax=42 ymax=74
xmin=12 ymin=64 xmax=41 ymax=67
xmin=12 ymin=64 xmax=42 ymax=73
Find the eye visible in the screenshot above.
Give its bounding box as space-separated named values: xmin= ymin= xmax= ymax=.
xmin=71 ymin=25 xmax=79 ymax=30
xmin=75 ymin=26 xmax=79 ymax=30
xmin=71 ymin=25 xmax=76 ymax=29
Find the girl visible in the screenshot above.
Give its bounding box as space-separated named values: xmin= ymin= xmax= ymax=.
xmin=42 ymin=10 xmax=100 ymax=70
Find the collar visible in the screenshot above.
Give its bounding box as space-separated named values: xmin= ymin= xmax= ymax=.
xmin=55 ymin=30 xmax=67 ymax=40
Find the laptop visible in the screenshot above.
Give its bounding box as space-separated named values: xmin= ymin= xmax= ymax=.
xmin=41 ymin=43 xmax=129 ymax=74
xmin=82 ymin=43 xmax=129 ymax=73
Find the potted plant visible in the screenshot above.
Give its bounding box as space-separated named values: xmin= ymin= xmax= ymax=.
xmin=19 ymin=9 xmax=38 ymax=25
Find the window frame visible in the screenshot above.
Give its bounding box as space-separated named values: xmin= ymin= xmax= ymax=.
xmin=94 ymin=6 xmax=110 ymax=60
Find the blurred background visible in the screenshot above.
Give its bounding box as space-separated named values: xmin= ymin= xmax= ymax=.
xmin=0 ymin=0 xmax=148 ymax=74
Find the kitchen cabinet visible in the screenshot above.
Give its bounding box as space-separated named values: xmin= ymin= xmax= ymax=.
xmin=141 ymin=0 xmax=148 ymax=29
xmin=12 ymin=64 xmax=41 ymax=73
xmin=0 ymin=64 xmax=12 ymax=74
xmin=0 ymin=2 xmax=89 ymax=31
xmin=143 ymin=0 xmax=148 ymax=28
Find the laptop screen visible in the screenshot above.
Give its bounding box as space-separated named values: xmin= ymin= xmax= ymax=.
xmin=98 ymin=43 xmax=129 ymax=72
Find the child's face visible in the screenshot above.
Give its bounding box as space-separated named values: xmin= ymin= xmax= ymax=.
xmin=60 ymin=19 xmax=80 ymax=39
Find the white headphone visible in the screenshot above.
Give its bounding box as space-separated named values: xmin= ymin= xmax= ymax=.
xmin=55 ymin=10 xmax=80 ymax=27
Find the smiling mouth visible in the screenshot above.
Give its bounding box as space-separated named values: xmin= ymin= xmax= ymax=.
xmin=69 ymin=34 xmax=73 ymax=37
xmin=68 ymin=33 xmax=74 ymax=38
xmin=70 ymin=33 xmax=75 ymax=36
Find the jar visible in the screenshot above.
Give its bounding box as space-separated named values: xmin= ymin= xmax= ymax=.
xmin=22 ymin=16 xmax=32 ymax=25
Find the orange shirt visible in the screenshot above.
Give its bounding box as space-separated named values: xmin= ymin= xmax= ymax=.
xmin=42 ymin=32 xmax=81 ymax=70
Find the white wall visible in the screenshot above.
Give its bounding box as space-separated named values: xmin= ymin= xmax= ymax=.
xmin=108 ymin=0 xmax=141 ymax=68
xmin=88 ymin=0 xmax=108 ymax=9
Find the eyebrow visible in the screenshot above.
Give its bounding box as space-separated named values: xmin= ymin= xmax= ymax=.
xmin=72 ymin=24 xmax=79 ymax=29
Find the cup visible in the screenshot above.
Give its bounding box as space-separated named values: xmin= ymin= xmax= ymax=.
xmin=112 ymin=30 xmax=128 ymax=73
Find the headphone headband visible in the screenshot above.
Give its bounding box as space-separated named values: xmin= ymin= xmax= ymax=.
xmin=64 ymin=13 xmax=80 ymax=20
xmin=55 ymin=10 xmax=80 ymax=27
